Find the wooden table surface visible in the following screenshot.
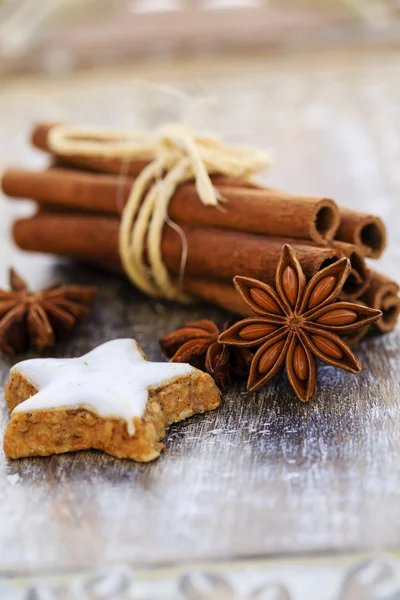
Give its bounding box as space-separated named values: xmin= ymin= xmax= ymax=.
xmin=0 ymin=46 xmax=400 ymax=593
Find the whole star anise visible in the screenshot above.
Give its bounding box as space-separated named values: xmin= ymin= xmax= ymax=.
xmin=0 ymin=268 xmax=97 ymax=354
xmin=218 ymin=245 xmax=381 ymax=402
xmin=159 ymin=319 xmax=252 ymax=390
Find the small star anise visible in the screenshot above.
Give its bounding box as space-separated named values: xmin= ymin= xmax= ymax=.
xmin=159 ymin=319 xmax=252 ymax=390
xmin=0 ymin=268 xmax=97 ymax=354
xmin=219 ymin=245 xmax=382 ymax=402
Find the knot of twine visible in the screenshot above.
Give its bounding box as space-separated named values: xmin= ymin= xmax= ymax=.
xmin=48 ymin=123 xmax=272 ymax=301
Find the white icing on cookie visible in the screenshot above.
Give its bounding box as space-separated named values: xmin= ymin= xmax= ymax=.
xmin=11 ymin=339 xmax=194 ymax=435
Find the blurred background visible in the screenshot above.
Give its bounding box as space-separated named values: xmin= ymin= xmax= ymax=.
xmin=0 ymin=0 xmax=400 ymax=75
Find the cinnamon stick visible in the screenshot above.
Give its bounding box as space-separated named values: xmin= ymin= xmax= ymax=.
xmin=174 ymin=278 xmax=251 ymax=316
xmin=360 ymin=270 xmax=400 ymax=333
xmin=12 ymin=212 xmax=341 ymax=288
xmin=336 ymin=207 xmax=387 ymax=258
xmin=332 ymin=241 xmax=370 ymax=299
xmin=343 ymin=325 xmax=370 ymax=347
xmin=31 ymin=123 xmax=150 ymax=176
xmin=12 ymin=211 xmax=397 ymax=325
xmin=73 ymin=256 xmax=251 ymax=316
xmin=2 ymin=167 xmax=340 ymax=244
xmin=30 ymin=123 xmax=389 ymax=256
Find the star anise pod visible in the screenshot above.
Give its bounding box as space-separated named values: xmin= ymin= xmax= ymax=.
xmin=219 ymin=245 xmax=382 ymax=402
xmin=0 ymin=268 xmax=97 ymax=354
xmin=159 ymin=319 xmax=252 ymax=390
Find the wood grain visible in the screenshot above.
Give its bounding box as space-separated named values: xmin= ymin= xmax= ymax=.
xmin=0 ymin=46 xmax=399 ymax=575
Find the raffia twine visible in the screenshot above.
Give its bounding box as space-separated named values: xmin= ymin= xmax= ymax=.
xmin=48 ymin=123 xmax=272 ymax=301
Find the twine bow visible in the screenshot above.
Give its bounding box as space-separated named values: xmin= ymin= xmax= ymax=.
xmin=48 ymin=123 xmax=272 ymax=301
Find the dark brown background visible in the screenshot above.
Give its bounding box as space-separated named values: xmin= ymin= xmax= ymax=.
xmin=0 ymin=47 xmax=399 ymax=575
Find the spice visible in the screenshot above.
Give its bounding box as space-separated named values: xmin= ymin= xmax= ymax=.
xmin=219 ymin=245 xmax=381 ymax=402
xmin=0 ymin=269 xmax=97 ymax=354
xmin=2 ymin=166 xmax=340 ymax=244
xmin=2 ymin=122 xmax=396 ymax=332
xmin=12 ymin=214 xmax=341 ymax=290
xmin=336 ymin=207 xmax=386 ymax=258
xmin=360 ymin=270 xmax=400 ymax=333
xmin=159 ymin=319 xmax=252 ymax=390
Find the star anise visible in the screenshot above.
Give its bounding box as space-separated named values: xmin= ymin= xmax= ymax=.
xmin=0 ymin=268 xmax=97 ymax=354
xmin=159 ymin=319 xmax=252 ymax=390
xmin=218 ymin=245 xmax=382 ymax=402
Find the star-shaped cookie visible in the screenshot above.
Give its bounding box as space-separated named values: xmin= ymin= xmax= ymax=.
xmin=3 ymin=339 xmax=220 ymax=462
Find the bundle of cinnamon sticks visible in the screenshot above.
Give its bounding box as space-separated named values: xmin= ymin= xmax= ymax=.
xmin=2 ymin=122 xmax=399 ymax=344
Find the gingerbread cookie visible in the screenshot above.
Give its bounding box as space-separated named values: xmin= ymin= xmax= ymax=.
xmin=3 ymin=339 xmax=220 ymax=462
